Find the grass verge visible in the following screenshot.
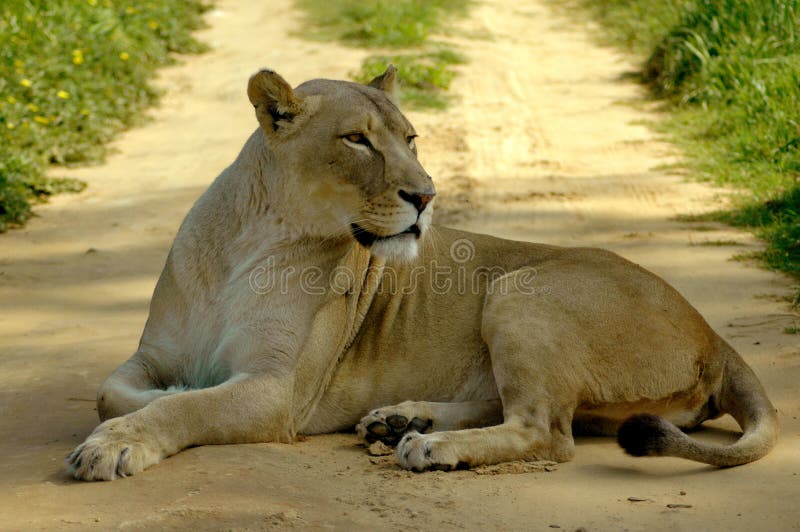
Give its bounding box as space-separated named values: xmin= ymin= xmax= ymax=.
xmin=295 ymin=0 xmax=470 ymax=109
xmin=0 ymin=0 xmax=211 ymax=231
xmin=560 ymin=0 xmax=800 ymax=300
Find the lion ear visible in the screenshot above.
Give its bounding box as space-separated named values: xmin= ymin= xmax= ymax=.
xmin=247 ymin=69 xmax=303 ymax=131
xmin=367 ymin=64 xmax=398 ymax=97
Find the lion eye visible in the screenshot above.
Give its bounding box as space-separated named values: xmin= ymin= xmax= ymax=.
xmin=407 ymin=135 xmax=417 ymax=150
xmin=343 ymin=133 xmax=371 ymax=147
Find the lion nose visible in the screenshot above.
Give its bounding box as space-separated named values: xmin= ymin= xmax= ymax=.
xmin=398 ymin=189 xmax=436 ymax=213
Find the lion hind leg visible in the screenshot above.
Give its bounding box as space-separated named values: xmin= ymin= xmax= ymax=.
xmin=407 ymin=282 xmax=589 ymax=471
xmin=356 ymin=399 xmax=503 ymax=446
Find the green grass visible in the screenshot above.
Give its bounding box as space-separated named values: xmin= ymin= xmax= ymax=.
xmin=295 ymin=0 xmax=470 ymax=110
xmin=0 ymin=0 xmax=211 ymax=231
xmin=690 ymin=239 xmax=744 ymax=247
xmin=561 ymin=0 xmax=800 ymax=297
xmin=296 ymin=0 xmax=469 ymax=47
xmin=352 ymin=49 xmax=466 ymax=110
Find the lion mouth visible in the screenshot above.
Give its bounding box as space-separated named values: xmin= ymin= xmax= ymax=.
xmin=350 ymin=223 xmax=421 ymax=247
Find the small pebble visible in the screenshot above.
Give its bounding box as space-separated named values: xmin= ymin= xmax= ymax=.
xmin=367 ymin=441 xmax=394 ymax=456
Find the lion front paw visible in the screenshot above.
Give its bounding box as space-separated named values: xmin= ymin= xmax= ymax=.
xmin=396 ymin=432 xmax=464 ymax=472
xmin=356 ymin=403 xmax=432 ymax=446
xmin=65 ymin=417 xmax=162 ymax=481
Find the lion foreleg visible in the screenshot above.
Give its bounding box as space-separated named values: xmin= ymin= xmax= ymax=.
xmin=67 ymin=374 xmax=293 ymax=481
xmin=96 ymin=349 xmax=186 ymax=421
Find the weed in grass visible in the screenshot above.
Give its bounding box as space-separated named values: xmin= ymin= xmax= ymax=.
xmin=295 ymin=0 xmax=470 ymax=110
xmin=295 ymin=0 xmax=469 ymax=48
xmin=352 ymin=50 xmax=466 ymax=110
xmin=0 ymin=0 xmax=211 ymax=231
xmin=690 ymin=239 xmax=744 ymax=247
xmin=686 ymin=225 xmax=719 ymax=232
xmin=785 ymin=327 xmax=799 ymax=335
xmin=713 ymin=188 xmax=800 ymax=276
xmin=0 ymin=149 xmax=37 ymax=230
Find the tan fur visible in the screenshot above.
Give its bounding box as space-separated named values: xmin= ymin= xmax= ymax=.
xmin=66 ymin=69 xmax=778 ymax=480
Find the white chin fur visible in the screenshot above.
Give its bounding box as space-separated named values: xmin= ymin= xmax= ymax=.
xmin=370 ymin=234 xmax=420 ymax=263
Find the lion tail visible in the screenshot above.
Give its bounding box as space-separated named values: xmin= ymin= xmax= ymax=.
xmin=617 ymin=347 xmax=778 ymax=467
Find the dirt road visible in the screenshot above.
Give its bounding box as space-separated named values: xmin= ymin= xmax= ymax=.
xmin=1 ymin=0 xmax=798 ymax=529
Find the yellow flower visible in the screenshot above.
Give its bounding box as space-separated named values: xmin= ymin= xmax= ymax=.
xmin=20 ymin=79 xmax=32 ymax=87
xmin=72 ymin=50 xmax=84 ymax=65
xmin=34 ymin=116 xmax=49 ymax=125
xmin=57 ymin=90 xmax=70 ymax=99
xmin=119 ymin=52 xmax=130 ymax=61
xmin=7 ymin=96 xmax=17 ymax=104
xmin=147 ymin=20 xmax=159 ymax=30
xmin=28 ymin=103 xmax=38 ymax=112
xmin=80 ymin=109 xmax=91 ymax=116
xmin=87 ymin=0 xmax=97 ymax=5
xmin=125 ymin=6 xmax=136 ymax=14
xmin=13 ymin=59 xmax=23 ymax=68
xmin=6 ymin=123 xmax=15 ymax=130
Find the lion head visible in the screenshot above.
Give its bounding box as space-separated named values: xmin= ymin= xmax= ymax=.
xmin=247 ymin=66 xmax=435 ymax=261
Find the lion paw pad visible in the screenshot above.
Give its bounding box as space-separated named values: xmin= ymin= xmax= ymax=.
xmin=357 ymin=411 xmax=432 ymax=447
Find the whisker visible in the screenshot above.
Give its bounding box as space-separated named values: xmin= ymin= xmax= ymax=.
xmin=427 ymin=225 xmax=445 ymax=257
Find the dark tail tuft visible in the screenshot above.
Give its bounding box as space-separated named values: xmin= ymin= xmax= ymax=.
xmin=617 ymin=413 xmax=672 ymax=457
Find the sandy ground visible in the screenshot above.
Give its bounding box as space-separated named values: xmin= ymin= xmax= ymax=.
xmin=1 ymin=0 xmax=799 ymax=530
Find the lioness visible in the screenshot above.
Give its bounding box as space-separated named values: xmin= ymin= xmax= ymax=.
xmin=66 ymin=67 xmax=778 ymax=481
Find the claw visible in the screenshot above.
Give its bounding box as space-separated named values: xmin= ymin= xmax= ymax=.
xmin=66 ymin=444 xmax=85 ymax=465
xmin=115 ymin=447 xmax=130 ymax=479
